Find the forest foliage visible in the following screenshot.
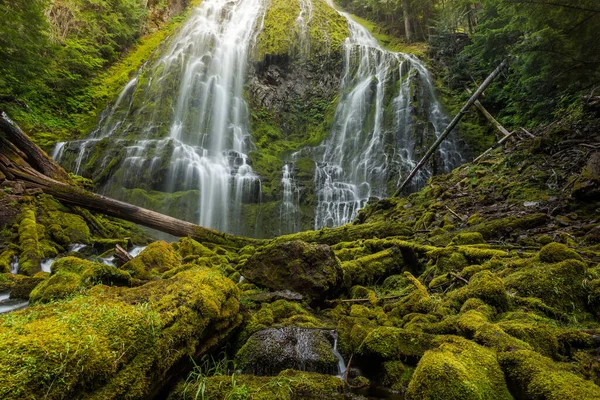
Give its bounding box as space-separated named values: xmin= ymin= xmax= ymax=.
xmin=0 ymin=0 xmax=185 ymax=144
xmin=339 ymin=0 xmax=600 ymax=125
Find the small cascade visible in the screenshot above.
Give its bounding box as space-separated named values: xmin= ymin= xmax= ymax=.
xmin=295 ymin=0 xmax=313 ymax=55
xmin=280 ymin=164 xmax=300 ymax=234
xmin=331 ymin=330 xmax=347 ymax=378
xmin=40 ymin=259 xmax=54 ymax=273
xmin=53 ymin=0 xmax=267 ymax=234
xmin=10 ymin=256 xmax=19 ymax=274
xmin=311 ymin=1 xmax=463 ymax=229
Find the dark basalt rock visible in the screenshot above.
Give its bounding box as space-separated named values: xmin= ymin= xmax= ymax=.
xmin=235 ymin=327 xmax=339 ymax=376
xmin=241 ymin=240 xmax=343 ymax=304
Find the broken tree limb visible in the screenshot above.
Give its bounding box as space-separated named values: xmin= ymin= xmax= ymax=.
xmin=473 ymin=130 xmax=516 ymax=163
xmin=0 ymin=111 xmax=69 ymax=182
xmin=395 ymin=59 xmax=508 ymax=196
xmin=115 ymin=244 xmax=133 ymax=267
xmin=465 ymin=87 xmax=511 ymax=138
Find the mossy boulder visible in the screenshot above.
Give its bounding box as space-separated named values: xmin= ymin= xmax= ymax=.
xmin=29 ymin=257 xmax=131 ymax=303
xmin=499 ymin=350 xmax=600 ymax=399
xmin=0 ymin=267 xmax=241 ymax=400
xmin=357 ymin=327 xmax=433 ymax=362
xmin=17 ymin=206 xmax=42 ymax=276
xmin=0 ymin=251 xmax=14 ymax=274
xmin=406 ymin=337 xmax=512 ymax=400
xmin=572 ymin=152 xmax=600 ymax=199
xmin=340 ymin=247 xmax=404 ymax=286
xmin=503 ymin=259 xmax=588 ymax=310
xmin=121 ymin=240 xmax=181 ymax=280
xmin=450 ymin=232 xmax=486 ymax=245
xmin=241 ymin=240 xmax=343 ymax=304
xmin=538 ymin=242 xmax=583 ymax=263
xmin=449 ymin=270 xmax=509 ymax=311
xmin=236 ymin=327 xmax=339 ymax=376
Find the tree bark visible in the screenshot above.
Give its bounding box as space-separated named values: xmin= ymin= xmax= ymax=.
xmin=403 ymin=0 xmax=412 ymax=43
xmin=394 ymin=59 xmax=508 ymax=196
xmin=0 ymin=111 xmax=69 ymax=182
xmin=465 ymin=87 xmax=511 ymax=138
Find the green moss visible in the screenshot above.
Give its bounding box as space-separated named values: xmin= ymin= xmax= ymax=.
xmin=241 ymin=240 xmax=342 ymax=305
xmin=406 ymin=337 xmax=513 ymax=400
xmin=450 ymin=232 xmax=485 ymax=246
xmin=255 ymin=0 xmax=348 ymax=59
xmin=0 ymin=266 xmax=241 ymax=400
xmin=503 ymin=259 xmax=588 ymax=311
xmin=29 ymin=257 xmax=131 ymax=303
xmin=456 ymin=311 xmax=532 ymax=352
xmin=499 ymin=350 xmax=600 ymax=399
xmin=17 ymin=205 xmax=41 ymax=276
xmin=121 ymin=240 xmax=181 ymax=280
xmin=470 ymin=213 xmax=548 ymax=240
xmin=448 ymin=270 xmax=509 ymax=311
xmin=341 ymin=248 xmax=403 ymax=286
xmin=0 ymin=250 xmax=14 ymax=274
xmin=357 ymin=327 xmax=433 ymax=361
xmin=382 ymin=360 xmax=414 ymax=391
xmin=497 ymin=320 xmax=559 ymax=358
xmin=170 ymin=370 xmax=345 ymax=400
xmin=538 ymin=242 xmax=583 ymax=263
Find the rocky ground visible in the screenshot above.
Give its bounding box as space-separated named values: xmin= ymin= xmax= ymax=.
xmin=0 ymin=117 xmax=599 ymax=399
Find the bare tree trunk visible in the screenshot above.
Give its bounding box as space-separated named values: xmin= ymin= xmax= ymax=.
xmin=394 ymin=59 xmax=508 ymax=195
xmin=403 ymin=0 xmax=412 ymax=43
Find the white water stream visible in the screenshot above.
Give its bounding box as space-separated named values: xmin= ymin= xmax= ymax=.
xmin=54 ymin=0 xmax=267 ymax=233
xmin=310 ymin=1 xmax=463 ymax=229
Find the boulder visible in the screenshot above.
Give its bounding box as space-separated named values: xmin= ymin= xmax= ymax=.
xmin=236 ymin=327 xmax=340 ymax=376
xmin=241 ymin=240 xmax=343 ymax=304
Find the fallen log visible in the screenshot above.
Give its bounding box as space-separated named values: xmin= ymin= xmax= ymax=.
xmin=473 ymin=130 xmax=517 ymax=163
xmin=0 ymin=111 xmax=69 ymax=182
xmin=465 ymin=87 xmax=511 ymax=138
xmin=395 ymin=59 xmax=508 ymax=196
xmin=115 ymin=244 xmax=133 ymax=267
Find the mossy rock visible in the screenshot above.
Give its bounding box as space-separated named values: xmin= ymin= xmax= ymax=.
xmin=538 ymin=242 xmax=583 ymax=263
xmin=357 ymin=327 xmax=434 ymax=362
xmin=499 ymin=349 xmax=600 ymax=399
xmin=450 ymin=232 xmax=486 ymax=245
xmin=241 ymin=240 xmax=343 ymax=304
xmin=341 ymin=247 xmax=404 ymax=286
xmin=121 ymin=240 xmax=181 ymax=280
xmin=572 ymin=152 xmax=600 ymax=199
xmin=236 ymin=327 xmax=339 ymax=376
xmin=29 ymin=257 xmax=131 ymax=303
xmin=0 ymin=250 xmax=15 ymax=274
xmin=0 ymin=267 xmax=241 ymax=399
xmin=169 ymin=369 xmax=345 ymax=400
xmin=449 ymin=270 xmax=509 ymax=311
xmin=503 ymin=259 xmax=588 ymax=310
xmin=406 ymin=337 xmax=513 ymax=400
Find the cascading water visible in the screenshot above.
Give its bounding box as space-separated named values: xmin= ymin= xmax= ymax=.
xmin=280 ymin=164 xmax=300 ymax=234
xmin=54 ymin=0 xmax=266 ymax=234
xmin=309 ymin=1 xmax=463 ymax=229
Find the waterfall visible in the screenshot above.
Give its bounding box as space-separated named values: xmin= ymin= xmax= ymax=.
xmin=311 ymin=1 xmax=463 ymax=229
xmin=280 ymin=164 xmax=300 ymax=234
xmin=53 ymin=0 xmax=266 ymax=234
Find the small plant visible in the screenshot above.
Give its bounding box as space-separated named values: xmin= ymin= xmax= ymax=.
xmin=181 ymin=352 xmax=237 ymax=400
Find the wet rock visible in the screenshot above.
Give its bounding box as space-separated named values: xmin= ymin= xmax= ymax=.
xmin=241 ymin=240 xmax=343 ymax=304
xmin=236 ymin=327 xmax=339 ymax=376
xmin=573 ymin=152 xmax=600 ymax=199
xmin=247 ymin=289 xmax=303 ymax=302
